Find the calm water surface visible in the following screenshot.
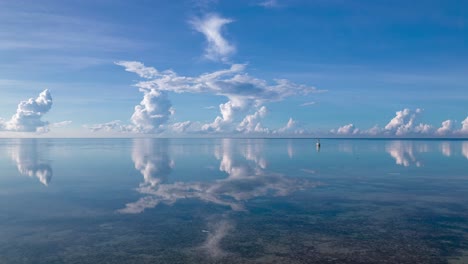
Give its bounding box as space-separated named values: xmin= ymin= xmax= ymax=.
xmin=0 ymin=138 xmax=467 ymax=263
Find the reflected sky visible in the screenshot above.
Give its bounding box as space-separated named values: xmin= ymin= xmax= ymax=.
xmin=463 ymin=141 xmax=468 ymax=159
xmin=386 ymin=141 xmax=423 ymax=167
xmin=8 ymin=138 xmax=53 ymax=186
xmin=120 ymin=138 xmax=317 ymax=214
xmin=0 ymin=138 xmax=467 ymax=263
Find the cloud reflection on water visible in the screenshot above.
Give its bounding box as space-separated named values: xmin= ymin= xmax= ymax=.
xmin=119 ymin=138 xmax=316 ymax=214
xmin=386 ymin=141 xmax=422 ymax=167
xmin=9 ymin=139 xmax=52 ymax=186
xmin=439 ymin=142 xmax=452 ymax=157
xmin=462 ymin=142 xmax=468 ymax=159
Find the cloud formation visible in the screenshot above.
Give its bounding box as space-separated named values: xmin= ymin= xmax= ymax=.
xmin=275 ymin=118 xmax=305 ymax=134
xmin=0 ymin=89 xmax=53 ymax=132
xmin=236 ymin=106 xmax=268 ymax=133
xmin=107 ymin=61 xmax=323 ymax=135
xmin=334 ymin=123 xmax=360 ymax=135
xmin=191 ymin=14 xmax=235 ymax=62
xmin=332 ymin=108 xmax=468 ymax=137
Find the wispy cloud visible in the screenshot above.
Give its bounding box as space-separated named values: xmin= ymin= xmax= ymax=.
xmin=52 ymin=121 xmax=72 ymax=128
xmin=190 ymin=13 xmax=235 ymax=62
xmin=85 ymin=120 xmax=131 ymax=133
xmin=300 ymin=101 xmax=316 ymax=106
xmin=258 ymin=0 xmax=281 ymax=8
xmin=0 ymin=7 xmax=139 ymax=52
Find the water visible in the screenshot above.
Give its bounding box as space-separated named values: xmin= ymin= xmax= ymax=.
xmin=0 ymin=138 xmax=467 ymax=263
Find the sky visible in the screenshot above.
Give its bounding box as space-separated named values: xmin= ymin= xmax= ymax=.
xmin=0 ymin=0 xmax=467 ymax=137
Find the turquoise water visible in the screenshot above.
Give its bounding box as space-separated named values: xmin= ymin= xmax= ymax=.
xmin=0 ymin=138 xmax=467 ymax=263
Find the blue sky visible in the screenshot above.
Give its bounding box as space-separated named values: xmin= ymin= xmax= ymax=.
xmin=0 ymin=0 xmax=467 ymax=137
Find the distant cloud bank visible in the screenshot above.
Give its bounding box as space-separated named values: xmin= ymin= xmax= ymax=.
xmin=331 ymin=108 xmax=468 ymax=137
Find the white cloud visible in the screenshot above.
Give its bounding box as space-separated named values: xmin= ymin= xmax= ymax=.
xmin=131 ymin=89 xmax=174 ymax=133
xmin=329 ymin=108 xmax=468 ymax=137
xmin=52 ymin=120 xmax=72 ymax=128
xmin=191 ymin=14 xmax=235 ymax=62
xmin=275 ymin=118 xmax=305 ymax=134
xmin=115 ymin=61 xmax=160 ymax=79
xmin=0 ymin=89 xmax=53 ymax=132
xmin=236 ymin=106 xmax=268 ymax=133
xmin=300 ymin=101 xmax=316 ymax=106
xmin=460 ymin=117 xmax=468 ymax=135
xmin=436 ymin=120 xmax=454 ymax=135
xmin=435 ymin=117 xmax=468 ymax=136
xmin=334 ymin=124 xmax=360 ymax=135
xmin=86 ymin=120 xmax=131 ymax=133
xmin=258 ymin=0 xmax=280 ymax=8
xmin=170 ymin=121 xmax=193 ymax=133
xmin=108 ymin=61 xmax=323 ymax=135
xmin=384 ymin=108 xmax=428 ymax=136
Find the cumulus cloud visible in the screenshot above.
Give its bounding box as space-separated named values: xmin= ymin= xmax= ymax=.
xmin=460 ymin=117 xmax=468 ymax=135
xmin=170 ymin=121 xmax=193 ymax=133
xmin=131 ymin=90 xmax=174 ymax=133
xmin=191 ymin=14 xmax=235 ymax=62
xmin=236 ymin=106 xmax=268 ymax=133
xmin=275 ymin=118 xmax=305 ymax=134
xmin=384 ymin=108 xmax=428 ymax=136
xmin=9 ymin=139 xmax=53 ymax=186
xmin=333 ymin=124 xmax=360 ymax=135
xmin=107 ymin=61 xmax=323 ymax=135
xmin=436 ymin=120 xmax=454 ymax=136
xmin=0 ymin=89 xmax=53 ymax=132
xmin=332 ymin=108 xmax=468 ymax=137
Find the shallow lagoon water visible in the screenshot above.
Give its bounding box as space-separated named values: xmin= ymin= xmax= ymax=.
xmin=0 ymin=138 xmax=467 ymax=263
